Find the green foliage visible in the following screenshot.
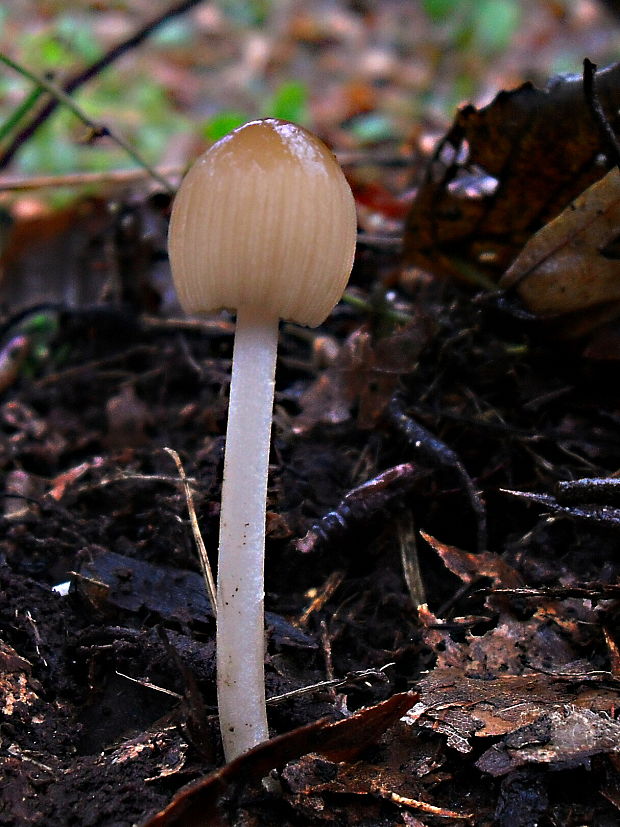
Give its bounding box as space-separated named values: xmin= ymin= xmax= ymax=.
xmin=423 ymin=0 xmax=521 ymax=55
xmin=202 ymin=111 xmax=248 ymax=142
xmin=201 ymin=80 xmax=309 ymax=143
xmin=0 ymin=85 xmax=44 ymax=142
xmin=474 ymin=0 xmax=521 ymax=52
xmin=151 ymin=19 xmax=193 ymax=47
xmin=0 ymin=9 xmax=191 ymax=178
xmin=264 ymin=80 xmax=308 ymax=123
xmin=21 ymin=14 xmax=102 ymax=68
xmin=16 ymin=310 xmax=60 ymax=377
xmin=0 ymin=0 xmax=599 ymax=181
xmin=422 ymin=0 xmax=462 ymax=24
xmin=1 ymin=38 xmax=191 ymax=178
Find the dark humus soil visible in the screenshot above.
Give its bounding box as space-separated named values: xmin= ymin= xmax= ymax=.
xmin=2 ymin=203 xmax=620 ymax=826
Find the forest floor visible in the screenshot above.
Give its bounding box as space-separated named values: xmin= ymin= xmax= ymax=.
xmin=2 ymin=3 xmax=620 ymax=826
xmin=2 ymin=199 xmax=620 ymax=825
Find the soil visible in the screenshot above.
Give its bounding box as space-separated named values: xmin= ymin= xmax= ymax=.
xmin=1 ymin=201 xmax=620 ymax=826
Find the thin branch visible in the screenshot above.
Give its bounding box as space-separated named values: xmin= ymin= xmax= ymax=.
xmin=0 ymin=165 xmax=184 ymax=192
xmin=266 ymin=664 xmax=394 ymax=705
xmin=0 ymin=84 xmax=45 ymax=143
xmin=165 ymin=447 xmax=217 ymax=616
xmin=0 ymin=54 xmax=174 ymax=192
xmin=0 ymin=0 xmax=205 ymax=171
xmin=583 ymin=58 xmax=620 ymax=170
xmin=0 ymin=150 xmax=395 ymax=193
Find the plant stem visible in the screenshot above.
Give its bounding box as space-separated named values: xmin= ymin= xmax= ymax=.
xmin=0 ymin=53 xmax=174 ymax=193
xmin=0 ymin=0 xmax=203 ymax=171
xmin=216 ymin=304 xmax=278 ymax=761
xmin=0 ymin=85 xmax=44 ymax=143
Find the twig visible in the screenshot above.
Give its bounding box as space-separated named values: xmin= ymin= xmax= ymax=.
xmin=0 ymin=0 xmax=205 ymax=171
xmin=583 ymin=58 xmax=620 ymax=170
xmin=0 ymin=54 xmax=174 ymax=192
xmin=165 ymin=447 xmax=217 ymax=616
xmin=386 ymin=394 xmax=487 ymax=552
xmin=0 ymin=84 xmax=45 ymax=143
xmin=356 ymin=233 xmax=403 ymax=250
xmin=0 ymin=165 xmax=185 ymax=192
xmin=266 ymin=664 xmax=394 ymax=705
xmin=115 ymin=670 xmax=183 ymax=699
xmin=0 ymin=149 xmax=401 ymax=193
xmin=397 ymin=510 xmax=426 ymax=606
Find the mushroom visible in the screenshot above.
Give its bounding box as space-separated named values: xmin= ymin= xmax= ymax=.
xmin=168 ymin=118 xmax=357 ymax=761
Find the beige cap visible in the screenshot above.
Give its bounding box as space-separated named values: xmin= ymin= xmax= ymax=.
xmin=168 ymin=118 xmax=357 ymax=327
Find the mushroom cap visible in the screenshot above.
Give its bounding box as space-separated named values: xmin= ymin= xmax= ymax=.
xmin=168 ymin=118 xmax=357 ymax=327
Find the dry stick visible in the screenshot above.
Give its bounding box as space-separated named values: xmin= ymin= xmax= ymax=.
xmin=0 ymin=0 xmax=205 ymax=171
xmin=582 ymin=58 xmax=620 ymax=171
xmin=0 ymin=152 xmax=401 ymax=192
xmin=0 ymin=166 xmax=185 ymax=192
xmin=0 ymin=54 xmax=174 ymax=193
xmin=165 ymin=447 xmax=217 ymax=615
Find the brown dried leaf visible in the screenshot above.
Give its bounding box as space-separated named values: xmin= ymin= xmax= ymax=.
xmin=421 ymin=531 xmax=523 ymax=588
xmin=3 ymin=469 xmax=43 ymax=520
xmin=500 ymin=168 xmax=620 ymax=334
xmin=406 ymin=667 xmax=620 ymax=774
xmin=404 ymin=63 xmax=620 ymax=285
xmin=142 ymin=691 xmax=417 ymax=827
xmin=418 ymin=600 xmax=596 ymax=677
xmin=294 ymin=320 xmax=432 ymax=433
xmin=477 ymin=706 xmax=620 ymax=776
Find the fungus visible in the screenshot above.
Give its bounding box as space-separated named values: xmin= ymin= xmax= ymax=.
xmin=168 ymin=118 xmax=357 ymax=761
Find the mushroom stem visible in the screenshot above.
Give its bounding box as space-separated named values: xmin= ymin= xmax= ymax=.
xmin=216 ymin=303 xmax=279 ymax=761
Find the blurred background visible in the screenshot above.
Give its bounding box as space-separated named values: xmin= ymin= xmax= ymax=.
xmin=0 ymin=0 xmax=618 ymax=312
xmin=0 ymin=0 xmax=619 ymax=183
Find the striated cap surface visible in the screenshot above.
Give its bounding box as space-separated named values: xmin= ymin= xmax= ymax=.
xmin=168 ymin=118 xmax=357 ymax=327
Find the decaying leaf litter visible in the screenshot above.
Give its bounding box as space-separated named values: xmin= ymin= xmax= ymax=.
xmin=3 ymin=21 xmax=620 ymax=827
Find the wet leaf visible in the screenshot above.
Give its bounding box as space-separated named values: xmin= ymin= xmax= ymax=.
xmin=404 ymin=62 xmax=620 ymax=285
xmin=500 ymin=168 xmax=620 ymax=335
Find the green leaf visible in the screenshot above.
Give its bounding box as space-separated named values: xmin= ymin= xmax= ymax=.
xmin=422 ymin=0 xmax=467 ymax=23
xmin=473 ymin=0 xmax=521 ymax=52
xmin=202 ymin=111 xmax=248 ymax=142
xmin=263 ymin=80 xmax=308 ymax=124
xmin=56 ymin=16 xmax=102 ymax=62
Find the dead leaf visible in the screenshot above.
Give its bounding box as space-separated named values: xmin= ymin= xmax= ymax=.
xmin=142 ymin=691 xmax=417 ymax=827
xmin=500 ymin=168 xmax=620 ymax=335
xmin=47 ymin=457 xmax=104 ymax=501
xmin=74 ymin=548 xmax=317 ymax=651
xmin=0 ymin=196 xmax=110 ymax=310
xmin=106 ymin=384 xmax=152 ymax=448
xmin=3 ymin=469 xmax=43 ymax=520
xmin=405 ymin=667 xmax=620 ymax=774
xmin=421 ymin=532 xmax=523 ymax=588
xmin=294 ymin=320 xmax=432 ymax=433
xmin=418 ymin=600 xmax=597 ymax=677
xmin=0 ymin=335 xmax=30 ymax=393
xmin=477 ymin=706 xmax=620 ymax=776
xmin=404 ymin=62 xmax=620 ymax=286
